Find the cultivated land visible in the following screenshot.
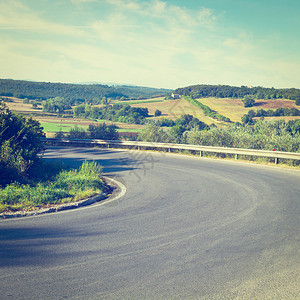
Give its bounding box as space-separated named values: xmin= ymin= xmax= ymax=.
xmin=4 ymin=96 xmax=299 ymax=136
xmin=199 ymin=97 xmax=299 ymax=122
xmin=129 ymin=97 xmax=218 ymax=125
xmin=4 ymin=97 xmax=145 ymax=137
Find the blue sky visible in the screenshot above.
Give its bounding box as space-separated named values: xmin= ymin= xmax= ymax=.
xmin=0 ymin=0 xmax=299 ymax=89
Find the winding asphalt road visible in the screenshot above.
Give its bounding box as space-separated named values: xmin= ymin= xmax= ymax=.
xmin=1 ymin=147 xmax=300 ymax=299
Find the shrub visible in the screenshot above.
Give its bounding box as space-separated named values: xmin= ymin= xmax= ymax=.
xmin=242 ymin=95 xmax=255 ymax=107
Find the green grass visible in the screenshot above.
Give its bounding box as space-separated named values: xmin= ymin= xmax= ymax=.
xmin=41 ymin=122 xmax=88 ymax=132
xmin=41 ymin=121 xmax=144 ymax=134
xmin=0 ymin=161 xmax=106 ymax=213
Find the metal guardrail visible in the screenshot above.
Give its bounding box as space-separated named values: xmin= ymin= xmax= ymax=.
xmin=42 ymin=138 xmax=300 ymax=164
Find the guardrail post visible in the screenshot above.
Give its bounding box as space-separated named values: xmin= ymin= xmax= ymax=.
xmin=107 ymin=143 xmax=110 ymax=148
xmin=235 ymin=154 xmax=239 ymax=160
xmin=275 ymin=157 xmax=279 ymax=164
xmin=200 ymin=151 xmax=203 ymax=157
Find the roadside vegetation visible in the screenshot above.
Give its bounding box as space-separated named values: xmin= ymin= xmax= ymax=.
xmin=137 ymin=119 xmax=300 ymax=166
xmin=2 ymin=80 xmax=300 ymax=175
xmin=0 ymin=101 xmax=106 ymax=213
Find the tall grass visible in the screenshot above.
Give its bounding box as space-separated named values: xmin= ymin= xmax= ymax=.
xmin=0 ymin=161 xmax=105 ymax=213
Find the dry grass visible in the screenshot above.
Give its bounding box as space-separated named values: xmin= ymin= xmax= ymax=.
xmin=4 ymin=97 xmax=41 ymax=112
xmin=5 ymin=97 xmax=146 ymax=132
xmin=131 ymin=98 xmax=218 ymax=125
xmin=6 ymin=96 xmax=298 ymax=133
xmin=199 ymin=97 xmax=299 ymax=122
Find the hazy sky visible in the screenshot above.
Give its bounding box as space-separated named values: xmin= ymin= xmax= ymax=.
xmin=0 ymin=0 xmax=299 ymax=89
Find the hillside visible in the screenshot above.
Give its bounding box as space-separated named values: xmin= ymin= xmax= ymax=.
xmin=175 ymin=84 xmax=300 ymax=102
xmin=0 ymin=79 xmax=172 ymax=103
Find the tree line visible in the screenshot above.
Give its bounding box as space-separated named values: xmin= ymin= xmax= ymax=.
xmin=242 ymin=107 xmax=300 ymax=124
xmin=175 ymin=84 xmax=300 ymax=103
xmin=73 ymin=103 xmax=149 ymax=124
xmin=0 ymin=79 xmax=171 ymax=103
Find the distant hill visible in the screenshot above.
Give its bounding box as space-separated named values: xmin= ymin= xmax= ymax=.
xmin=0 ymin=79 xmax=172 ymax=103
xmin=175 ymin=84 xmax=300 ymax=103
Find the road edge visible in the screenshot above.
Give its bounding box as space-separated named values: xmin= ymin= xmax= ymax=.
xmin=0 ymin=176 xmax=126 ymax=220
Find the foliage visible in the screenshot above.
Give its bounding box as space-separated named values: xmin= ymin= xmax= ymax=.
xmin=154 ymin=109 xmax=162 ymax=117
xmin=42 ymin=97 xmax=74 ymax=114
xmin=242 ymin=107 xmax=300 ymax=124
xmin=175 ymin=84 xmax=300 ymax=101
xmin=139 ymin=114 xmax=210 ymax=144
xmin=287 ymin=119 xmax=300 ymax=135
xmin=242 ymin=95 xmax=255 ymax=107
xmin=185 ymin=97 xmax=231 ymax=122
xmin=0 ymin=161 xmax=105 ymax=212
xmin=0 ymin=79 xmax=171 ymax=103
xmin=0 ymin=101 xmax=45 ymax=186
xmin=69 ymin=126 xmax=87 ymax=139
xmin=184 ymin=120 xmax=300 ymax=152
xmin=138 ymin=124 xmax=175 ymax=143
xmin=88 ymin=123 xmax=119 ymax=140
xmin=58 ymin=123 xmax=119 ymax=140
xmin=73 ymin=103 xmax=149 ymax=124
xmin=149 ymin=118 xmax=175 ymax=127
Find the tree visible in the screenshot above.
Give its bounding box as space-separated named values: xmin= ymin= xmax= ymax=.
xmin=0 ymin=101 xmax=45 ymax=185
xmin=154 ymin=109 xmax=162 ymax=117
xmin=87 ymin=123 xmax=119 ymax=140
xmin=138 ymin=124 xmax=174 ymax=143
xmin=170 ymin=124 xmax=186 ymax=143
xmin=69 ymin=126 xmax=86 ymax=139
xmin=242 ymin=95 xmax=255 ymax=107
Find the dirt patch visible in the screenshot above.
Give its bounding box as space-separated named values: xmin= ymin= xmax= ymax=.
xmin=255 ymin=99 xmax=297 ymax=109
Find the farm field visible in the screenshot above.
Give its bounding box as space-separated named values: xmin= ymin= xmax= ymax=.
xmin=4 ymin=98 xmax=145 ymax=136
xmin=130 ymin=98 xmax=218 ymax=125
xmin=4 ymin=97 xmax=219 ymax=134
xmin=4 ymin=96 xmax=299 ymax=137
xmin=199 ymin=97 xmax=299 ymax=122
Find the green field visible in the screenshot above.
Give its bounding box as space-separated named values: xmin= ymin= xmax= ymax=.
xmin=41 ymin=122 xmax=88 ymax=133
xmin=41 ymin=122 xmax=142 ymax=133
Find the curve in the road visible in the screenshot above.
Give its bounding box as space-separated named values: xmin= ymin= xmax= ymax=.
xmin=0 ymin=147 xmax=299 ymax=299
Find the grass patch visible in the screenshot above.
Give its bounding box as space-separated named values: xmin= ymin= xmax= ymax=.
xmin=0 ymin=161 xmax=106 ymax=213
xmin=41 ymin=122 xmax=88 ymax=133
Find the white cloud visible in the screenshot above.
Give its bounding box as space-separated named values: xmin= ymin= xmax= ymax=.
xmin=151 ymin=0 xmax=167 ymax=15
xmin=105 ymin=0 xmax=141 ymax=11
xmin=1 ymin=0 xmax=298 ymax=88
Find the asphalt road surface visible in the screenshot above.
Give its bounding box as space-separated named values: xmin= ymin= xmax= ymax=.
xmin=1 ymin=147 xmax=300 ymax=299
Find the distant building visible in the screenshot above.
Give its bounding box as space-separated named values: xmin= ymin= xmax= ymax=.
xmin=171 ymin=93 xmax=180 ymax=99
